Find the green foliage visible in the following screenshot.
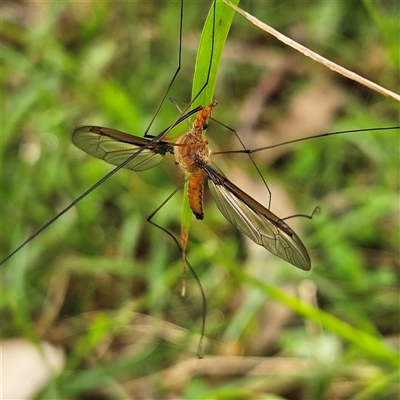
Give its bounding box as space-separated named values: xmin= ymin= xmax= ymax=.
xmin=1 ymin=0 xmax=398 ymax=399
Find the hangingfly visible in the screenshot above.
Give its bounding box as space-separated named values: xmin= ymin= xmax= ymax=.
xmin=72 ymin=100 xmax=311 ymax=271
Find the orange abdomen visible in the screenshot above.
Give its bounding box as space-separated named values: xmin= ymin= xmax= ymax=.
xmin=187 ymin=170 xmax=206 ymax=220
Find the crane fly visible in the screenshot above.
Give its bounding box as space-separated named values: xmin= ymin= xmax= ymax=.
xmin=1 ymin=0 xmax=397 ymax=276
xmin=2 ymin=0 xmax=399 ymax=387
xmin=73 ymin=100 xmax=311 ymax=271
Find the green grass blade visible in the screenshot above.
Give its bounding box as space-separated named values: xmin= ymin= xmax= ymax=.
xmin=191 ymin=0 xmax=240 ymax=107
xmin=181 ymin=0 xmax=239 ymax=254
xmin=237 ymin=269 xmax=399 ymax=366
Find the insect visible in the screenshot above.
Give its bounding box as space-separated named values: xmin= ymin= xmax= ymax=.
xmin=2 ymin=1 xmax=399 ymax=396
xmin=72 ymin=100 xmax=312 ymax=271
xmin=2 ymin=0 xmax=397 ymax=273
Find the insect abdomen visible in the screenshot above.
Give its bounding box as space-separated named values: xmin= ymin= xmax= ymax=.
xmin=188 ymin=171 xmax=206 ymax=220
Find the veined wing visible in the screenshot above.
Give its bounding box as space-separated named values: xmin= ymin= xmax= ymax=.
xmin=72 ymin=126 xmax=174 ymax=172
xmin=205 ymin=165 xmax=311 ymax=271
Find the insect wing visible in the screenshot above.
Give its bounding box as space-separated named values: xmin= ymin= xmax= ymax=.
xmin=206 ymin=167 xmax=311 ymax=271
xmin=72 ymin=126 xmax=173 ymax=171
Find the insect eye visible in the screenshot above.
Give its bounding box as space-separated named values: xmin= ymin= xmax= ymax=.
xmin=202 ymin=122 xmax=208 ymax=130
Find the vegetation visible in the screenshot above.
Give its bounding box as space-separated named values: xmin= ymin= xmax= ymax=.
xmin=2 ymin=0 xmax=398 ymax=399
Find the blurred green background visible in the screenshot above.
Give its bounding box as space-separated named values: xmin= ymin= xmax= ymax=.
xmin=1 ymin=0 xmax=399 ymax=399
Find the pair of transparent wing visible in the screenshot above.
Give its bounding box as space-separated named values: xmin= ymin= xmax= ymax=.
xmin=72 ymin=127 xmax=311 ymax=270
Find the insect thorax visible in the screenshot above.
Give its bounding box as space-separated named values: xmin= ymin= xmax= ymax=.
xmin=174 ymin=133 xmax=211 ymax=174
